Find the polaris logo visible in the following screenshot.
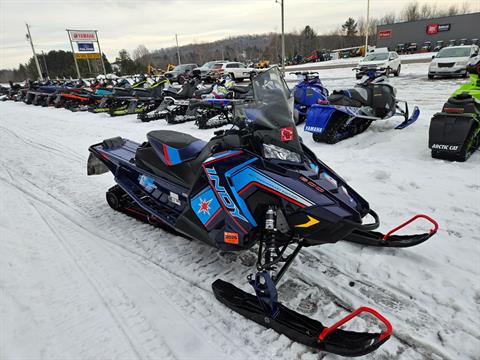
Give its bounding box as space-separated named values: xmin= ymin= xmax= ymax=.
xmin=206 ymin=167 xmax=248 ymax=223
xmin=432 ymin=144 xmax=459 ymax=151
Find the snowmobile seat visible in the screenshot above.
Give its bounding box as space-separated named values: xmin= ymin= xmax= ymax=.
xmin=329 ymin=88 xmax=370 ymax=107
xmin=135 ymin=132 xmax=217 ymax=187
xmin=163 ymin=86 xmax=191 ymax=99
xmin=144 ymin=130 xmax=207 ymax=166
xmin=193 ymin=86 xmax=214 ymax=97
xmin=231 ymin=85 xmax=250 ymax=94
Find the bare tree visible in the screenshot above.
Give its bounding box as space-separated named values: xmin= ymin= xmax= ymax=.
xmin=401 ymin=1 xmax=421 ymax=21
xmin=132 ymin=44 xmax=151 ymax=65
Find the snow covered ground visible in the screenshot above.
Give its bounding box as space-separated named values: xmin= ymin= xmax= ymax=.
xmin=1 ymin=63 xmax=479 ymax=360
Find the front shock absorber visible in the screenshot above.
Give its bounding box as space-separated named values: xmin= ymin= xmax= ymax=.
xmin=264 ymin=206 xmax=277 ymax=273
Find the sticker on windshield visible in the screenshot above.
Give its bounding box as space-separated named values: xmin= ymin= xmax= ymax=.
xmin=281 ymin=127 xmax=294 ymax=142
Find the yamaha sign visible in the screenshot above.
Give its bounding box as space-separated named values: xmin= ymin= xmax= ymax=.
xmin=68 ymin=30 xmax=97 ymax=42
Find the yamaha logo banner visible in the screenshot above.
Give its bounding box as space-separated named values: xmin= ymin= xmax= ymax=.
xmin=68 ymin=30 xmax=98 ymax=42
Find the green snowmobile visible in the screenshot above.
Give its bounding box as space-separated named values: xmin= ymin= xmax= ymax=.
xmin=429 ymin=58 xmax=480 ymax=161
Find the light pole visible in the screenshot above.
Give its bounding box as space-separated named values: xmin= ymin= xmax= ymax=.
xmin=25 ymin=23 xmax=43 ymax=80
xmin=175 ymin=33 xmax=181 ymax=65
xmin=365 ymin=0 xmax=370 ymax=54
xmin=275 ymin=0 xmax=285 ymax=72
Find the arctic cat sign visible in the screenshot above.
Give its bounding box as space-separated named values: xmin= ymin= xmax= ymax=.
xmin=378 ymin=30 xmax=392 ymax=39
xmin=426 ymin=23 xmax=451 ymax=35
xmin=68 ymin=30 xmax=97 ymax=42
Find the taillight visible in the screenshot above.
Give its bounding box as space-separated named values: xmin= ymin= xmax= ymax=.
xmin=318 ymin=99 xmax=329 ymax=104
xmin=443 ymin=107 xmax=464 ymax=113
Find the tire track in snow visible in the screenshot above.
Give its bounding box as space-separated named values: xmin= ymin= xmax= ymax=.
xmin=0 ymin=173 xmax=258 ymax=359
xmin=27 ymin=200 xmax=148 ymax=360
xmin=0 ymin=125 xmax=83 ymax=163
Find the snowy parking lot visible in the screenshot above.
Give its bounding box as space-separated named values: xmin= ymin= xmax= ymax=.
xmin=1 ymin=62 xmax=479 ymax=360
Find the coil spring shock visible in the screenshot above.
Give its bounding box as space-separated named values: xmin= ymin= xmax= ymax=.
xmin=264 ymin=206 xmax=277 ymax=273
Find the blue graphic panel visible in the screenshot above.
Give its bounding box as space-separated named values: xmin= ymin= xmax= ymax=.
xmin=191 ymin=186 xmax=221 ymax=225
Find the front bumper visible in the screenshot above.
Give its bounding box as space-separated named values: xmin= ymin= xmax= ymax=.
xmin=428 ymin=67 xmax=467 ymax=76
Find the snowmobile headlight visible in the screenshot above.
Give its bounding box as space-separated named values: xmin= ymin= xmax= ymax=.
xmin=263 ymin=144 xmax=302 ymax=163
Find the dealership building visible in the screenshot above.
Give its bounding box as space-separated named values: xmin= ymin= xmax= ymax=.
xmin=376 ymin=12 xmax=480 ymax=50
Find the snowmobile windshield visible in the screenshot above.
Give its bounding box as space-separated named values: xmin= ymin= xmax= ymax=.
xmin=248 ymin=67 xmax=293 ymax=129
xmin=235 ymin=67 xmax=304 ymax=162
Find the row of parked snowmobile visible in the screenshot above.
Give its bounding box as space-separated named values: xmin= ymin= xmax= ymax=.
xmin=3 ymin=58 xmax=479 ymax=160
xmin=2 ymin=73 xmax=258 ymax=130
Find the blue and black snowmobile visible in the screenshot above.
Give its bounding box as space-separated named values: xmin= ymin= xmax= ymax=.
xmin=87 ymin=67 xmax=437 ymax=357
xmin=304 ymin=67 xmax=420 ymax=143
xmin=291 ymin=71 xmax=329 ymax=124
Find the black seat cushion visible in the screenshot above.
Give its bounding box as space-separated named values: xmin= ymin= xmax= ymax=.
xmin=147 ymin=130 xmax=201 ymax=149
xmin=135 ymin=140 xmax=215 ymax=188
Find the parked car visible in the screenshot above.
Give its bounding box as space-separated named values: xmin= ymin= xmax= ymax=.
xmin=395 ymin=43 xmax=406 ymax=54
xmin=428 ymin=45 xmax=479 ymax=79
xmin=406 ymin=43 xmax=418 ymax=54
xmin=459 ymin=38 xmax=470 ymax=46
xmin=421 ymin=41 xmax=432 ymax=52
xmin=472 ymin=39 xmax=479 ymax=46
xmin=208 ymin=62 xmax=255 ymax=81
xmin=448 ymin=39 xmax=457 ymax=47
xmin=356 ymin=50 xmax=401 ymax=79
xmin=192 ymin=60 xmax=224 ymax=80
xmin=434 ymin=40 xmax=445 ymax=52
xmin=164 ymin=63 xmax=198 ymax=82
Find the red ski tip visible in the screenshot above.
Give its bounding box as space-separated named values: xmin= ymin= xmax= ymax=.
xmin=318 ymin=306 xmax=393 ymax=342
xmin=383 ymin=214 xmax=439 ymax=241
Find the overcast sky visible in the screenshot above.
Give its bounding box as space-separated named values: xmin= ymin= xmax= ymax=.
xmin=1 ymin=0 xmax=479 ymax=68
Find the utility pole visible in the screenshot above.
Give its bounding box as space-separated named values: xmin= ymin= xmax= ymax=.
xmin=175 ymin=33 xmax=181 ymax=65
xmin=365 ymin=0 xmax=370 ymax=54
xmin=25 ymin=23 xmax=43 ymax=80
xmin=275 ymin=0 xmax=286 ymax=72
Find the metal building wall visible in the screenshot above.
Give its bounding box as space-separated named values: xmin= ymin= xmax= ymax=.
xmin=376 ymin=13 xmax=480 ymax=50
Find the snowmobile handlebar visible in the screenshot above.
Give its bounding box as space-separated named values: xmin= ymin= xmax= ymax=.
xmin=318 ymin=306 xmax=393 ymax=342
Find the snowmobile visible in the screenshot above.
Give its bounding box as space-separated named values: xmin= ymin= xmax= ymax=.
xmin=88 ymin=77 xmax=148 ymax=114
xmin=109 ymin=77 xmax=170 ymax=117
xmin=290 ymin=71 xmax=329 ymax=125
xmin=304 ymin=67 xmax=420 ymax=144
xmin=138 ymin=77 xmax=204 ymax=123
xmin=188 ymin=77 xmax=253 ymax=129
xmin=429 ymin=58 xmax=480 ymax=161
xmin=87 ymin=67 xmax=438 ymax=357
